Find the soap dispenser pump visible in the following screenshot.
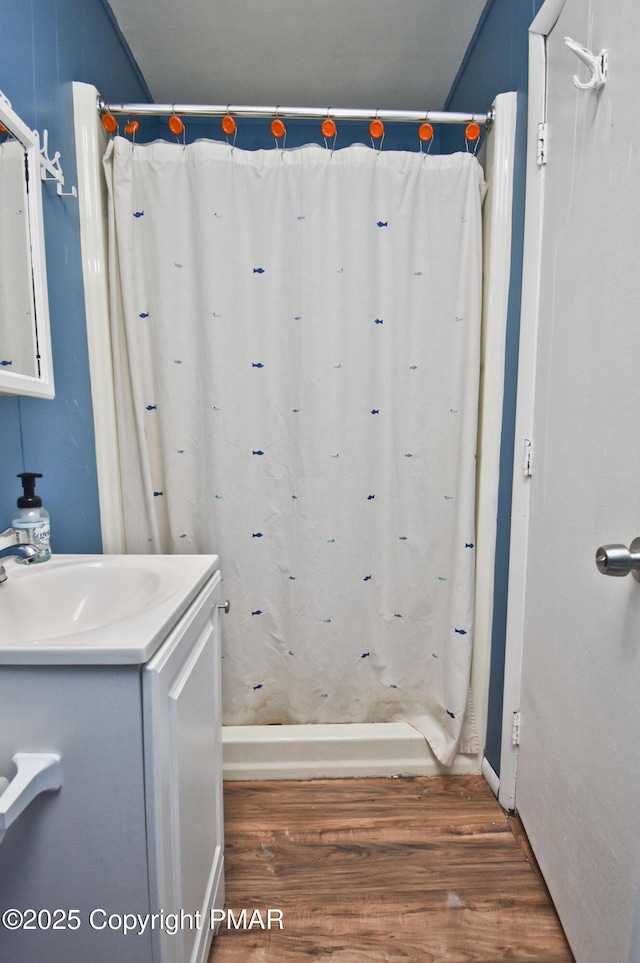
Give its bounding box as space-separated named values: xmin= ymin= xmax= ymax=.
xmin=12 ymin=473 xmax=51 ymax=562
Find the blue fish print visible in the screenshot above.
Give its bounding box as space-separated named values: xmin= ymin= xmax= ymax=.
xmin=413 ymin=271 xmax=423 ymax=276
xmin=212 ymin=312 xmax=222 ymax=318
xmin=432 ymin=653 xmax=439 ymax=659
xmin=374 ymin=318 xmax=384 ymax=325
xmin=175 ymin=263 xmax=183 ymax=269
xmin=394 ymin=614 xmax=403 ymax=618
xmin=180 ymin=534 xmax=188 ymax=539
xmin=327 ymin=538 xmax=336 ymax=543
xmin=363 ymin=575 xmax=372 ymax=582
xmin=454 ymin=316 xmax=464 ymax=322
xmin=450 ymin=408 xmax=458 ymax=414
xmin=333 ymin=363 xmax=343 ymax=369
xmin=389 ymin=684 xmax=399 ymax=689
xmin=291 ymin=495 xmax=298 ymax=500
xmin=0 ymin=360 xmax=12 ymax=366
xmin=454 ymin=628 xmax=467 ymax=635
xmin=371 ymin=409 xmax=379 ymax=415
xmin=253 ymin=267 xmax=265 ymax=274
xmin=336 ymin=267 xmax=344 ymax=274
xmin=133 ymin=211 xmax=144 ymax=218
xmin=177 ymin=449 xmax=185 ymax=454
xmin=139 ymin=312 xmax=149 ymax=318
xmin=399 ymin=536 xmax=408 ymax=541
xmin=409 ymin=365 xmax=418 ymax=370
xmin=252 ymin=610 xmax=262 ymax=616
xmin=465 ymin=542 xmax=475 ymax=549
xmin=296 ymin=215 xmax=305 ymax=221
xmin=213 ymin=212 xmax=223 ymax=219
xmin=153 ymin=491 xmax=163 ymax=497
xmin=292 ymin=408 xmax=300 ymax=413
xmin=446 ymin=710 xmax=456 ymax=719
xmin=294 ymin=315 xmax=302 ymax=320
xmin=253 ymin=683 xmax=264 ymax=690
xmin=320 ymin=693 xmax=328 ymax=698
xmin=331 ymin=454 xmax=340 ymax=459
xmin=174 ymin=360 xmax=183 ymax=365
xmin=252 ymin=362 xmax=264 ymax=368
xmin=360 ymin=652 xmax=370 ymax=659
xmin=215 ymin=494 xmax=224 ymax=500
xmin=377 ymin=221 xmax=388 ymax=227
xmin=444 ymin=495 xmax=453 ymax=501
xmin=146 ymin=405 xmax=157 ymax=411
xmin=289 ymin=576 xmax=296 ymax=581
xmin=252 ymin=532 xmax=264 ymax=538
xmin=212 ymin=406 xmax=222 ymax=411
xmin=253 ymin=450 xmax=264 ymax=456
xmin=404 ymin=453 xmax=413 ymax=458
xmin=323 ymin=619 xmax=332 ymax=624
xmin=367 ymin=495 xmax=375 ymax=500
xmin=438 ymin=576 xmax=447 ymax=582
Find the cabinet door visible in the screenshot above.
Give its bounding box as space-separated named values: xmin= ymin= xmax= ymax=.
xmin=143 ymin=571 xmax=224 ymax=963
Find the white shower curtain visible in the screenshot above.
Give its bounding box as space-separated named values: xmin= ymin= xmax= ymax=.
xmin=104 ymin=136 xmax=485 ymax=765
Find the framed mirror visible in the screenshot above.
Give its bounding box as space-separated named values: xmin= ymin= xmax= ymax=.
xmin=0 ymin=90 xmax=54 ymax=398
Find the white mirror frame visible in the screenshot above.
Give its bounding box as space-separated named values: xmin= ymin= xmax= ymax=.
xmin=0 ymin=91 xmax=54 ymax=399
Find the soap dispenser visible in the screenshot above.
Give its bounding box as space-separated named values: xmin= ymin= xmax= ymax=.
xmin=12 ymin=473 xmax=51 ymax=561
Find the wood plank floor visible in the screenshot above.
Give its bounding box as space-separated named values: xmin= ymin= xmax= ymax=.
xmin=208 ymin=775 xmax=574 ymax=962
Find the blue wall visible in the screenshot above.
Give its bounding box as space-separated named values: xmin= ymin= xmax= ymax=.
xmin=0 ymin=0 xmax=149 ymax=552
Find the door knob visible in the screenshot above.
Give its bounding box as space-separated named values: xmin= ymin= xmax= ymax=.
xmin=595 ymin=538 xmax=640 ymax=579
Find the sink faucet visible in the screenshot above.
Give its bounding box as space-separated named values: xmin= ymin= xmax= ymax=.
xmin=0 ymin=543 xmax=43 ymax=584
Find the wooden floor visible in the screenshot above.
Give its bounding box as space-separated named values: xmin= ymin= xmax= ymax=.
xmin=208 ymin=775 xmax=574 ymax=962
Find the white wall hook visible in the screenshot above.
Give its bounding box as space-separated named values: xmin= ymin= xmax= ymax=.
xmin=39 ymin=129 xmax=77 ymax=198
xmin=0 ymin=753 xmax=62 ymax=842
xmin=564 ymin=37 xmax=608 ymax=91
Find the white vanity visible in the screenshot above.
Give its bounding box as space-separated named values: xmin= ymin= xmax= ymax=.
xmin=0 ymin=554 xmax=225 ymax=963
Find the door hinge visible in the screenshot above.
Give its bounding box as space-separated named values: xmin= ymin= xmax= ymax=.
xmin=523 ymin=438 xmax=533 ymax=477
xmin=537 ymin=122 xmax=548 ymax=166
xmin=511 ymin=710 xmax=521 ymax=747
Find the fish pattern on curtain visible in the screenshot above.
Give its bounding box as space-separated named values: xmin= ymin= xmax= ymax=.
xmin=104 ymin=138 xmax=485 ymax=766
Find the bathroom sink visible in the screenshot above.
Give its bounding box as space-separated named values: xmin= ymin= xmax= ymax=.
xmin=0 ymin=554 xmax=218 ymax=665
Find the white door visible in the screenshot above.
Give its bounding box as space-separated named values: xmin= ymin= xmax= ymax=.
xmin=509 ymin=1 xmax=640 ymax=961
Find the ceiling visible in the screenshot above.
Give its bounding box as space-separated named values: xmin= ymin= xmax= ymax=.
xmin=106 ymin=0 xmax=487 ymax=112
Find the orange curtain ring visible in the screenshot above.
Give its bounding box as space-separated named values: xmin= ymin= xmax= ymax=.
xmin=168 ymin=114 xmax=185 ymax=136
xmin=465 ymin=122 xmax=481 ymax=142
xmin=369 ymin=118 xmax=385 ymax=140
xmin=221 ymin=115 xmax=236 ymax=136
xmin=321 ymin=118 xmax=337 ymax=139
xmin=101 ymin=112 xmax=118 ymax=134
xmin=271 ymin=117 xmax=286 ymax=139
xmin=125 ymin=119 xmax=139 ymax=138
xmin=418 ymin=123 xmax=434 ymax=143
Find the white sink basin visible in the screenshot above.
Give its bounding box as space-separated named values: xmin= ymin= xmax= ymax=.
xmin=0 ymin=554 xmax=218 ymax=665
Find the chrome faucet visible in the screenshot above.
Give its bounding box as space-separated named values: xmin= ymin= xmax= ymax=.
xmin=0 ymin=543 xmax=43 ymax=584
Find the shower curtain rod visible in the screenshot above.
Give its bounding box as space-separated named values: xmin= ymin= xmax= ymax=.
xmin=98 ymin=99 xmax=494 ymax=127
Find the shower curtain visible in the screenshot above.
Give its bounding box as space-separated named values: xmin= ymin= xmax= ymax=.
xmin=104 ymin=136 xmax=485 ymax=766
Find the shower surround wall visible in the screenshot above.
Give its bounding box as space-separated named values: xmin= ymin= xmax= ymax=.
xmin=74 ymin=86 xmax=517 ymax=776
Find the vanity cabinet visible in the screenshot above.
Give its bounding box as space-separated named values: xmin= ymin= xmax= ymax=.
xmin=0 ymin=564 xmax=224 ymax=963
